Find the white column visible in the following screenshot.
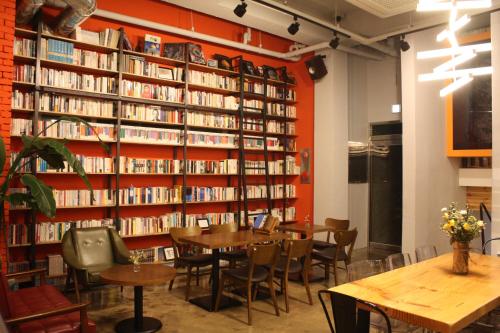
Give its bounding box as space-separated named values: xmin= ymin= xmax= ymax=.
xmin=491 ymin=11 xmax=500 ymax=256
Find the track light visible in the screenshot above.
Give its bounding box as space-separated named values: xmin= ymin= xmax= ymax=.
xmin=329 ymin=32 xmax=340 ymax=49
xmin=234 ymin=0 xmax=247 ymax=18
xmin=400 ymin=35 xmax=410 ymax=52
xmin=288 ymin=16 xmax=300 ymax=35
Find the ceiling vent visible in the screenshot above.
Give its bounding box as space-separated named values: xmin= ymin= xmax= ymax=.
xmin=345 ymin=0 xmax=417 ymax=18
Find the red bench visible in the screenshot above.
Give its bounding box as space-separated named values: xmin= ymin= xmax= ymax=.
xmin=1 ymin=268 xmax=96 ymax=333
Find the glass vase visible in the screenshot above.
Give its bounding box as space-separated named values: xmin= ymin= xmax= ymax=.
xmin=452 ymin=241 xmax=469 ymax=274
xmin=133 ymin=262 xmax=141 ymax=273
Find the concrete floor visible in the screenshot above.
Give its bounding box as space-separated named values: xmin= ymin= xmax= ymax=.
xmin=82 ymin=248 xmax=395 ymax=333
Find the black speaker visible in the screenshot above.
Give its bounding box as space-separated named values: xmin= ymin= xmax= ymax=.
xmin=305 ymin=55 xmax=327 ymax=80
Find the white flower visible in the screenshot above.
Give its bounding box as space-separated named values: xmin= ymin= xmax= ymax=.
xmin=477 ymin=221 xmax=484 ymax=228
xmin=460 ymin=210 xmax=467 ymax=215
xmin=441 ymin=207 xmax=447 ymax=212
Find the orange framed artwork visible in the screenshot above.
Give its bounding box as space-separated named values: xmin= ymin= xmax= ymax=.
xmin=446 ymin=31 xmax=492 ymax=157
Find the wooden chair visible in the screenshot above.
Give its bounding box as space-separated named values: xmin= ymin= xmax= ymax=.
xmin=209 ymin=223 xmax=247 ymax=268
xmin=313 ymin=218 xmax=349 ymax=250
xmin=273 ymin=238 xmax=314 ymax=313
xmin=311 ymin=228 xmax=358 ymax=286
xmin=169 ymin=226 xmax=212 ymax=301
xmin=318 ymin=289 xmax=392 ymax=333
xmin=215 ymin=243 xmax=281 ymax=325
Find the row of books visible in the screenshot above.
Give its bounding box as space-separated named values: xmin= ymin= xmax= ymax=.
xmin=14 ymin=37 xmax=36 ymax=57
xmin=121 ymin=80 xmax=183 ymax=102
xmin=244 ymin=207 xmax=296 ymax=223
xmin=243 ymin=99 xmax=264 ymax=110
xmin=9 ymin=188 xmax=114 ymax=208
xmin=35 ymin=219 xmax=115 ymax=243
xmin=245 ymin=157 xmax=300 ymax=175
xmin=241 ymin=80 xmax=264 ymax=94
xmin=186 ymin=111 xmax=237 ymax=129
xmin=267 ymin=86 xmax=296 ymax=101
xmin=119 ymin=125 xmax=181 ymax=144
xmin=118 ymin=186 xmax=183 ymax=205
xmin=11 ymin=90 xmax=34 ymax=110
xmin=187 ymin=91 xmax=238 ymax=110
xmin=243 ymin=118 xmax=295 ymax=134
xmin=122 ymin=55 xmax=184 ymax=81
xmin=39 ymin=119 xmax=115 ymax=141
xmin=40 ymin=93 xmax=115 ymax=118
xmin=72 ymin=27 xmax=121 ymax=48
xmin=41 ymin=68 xmax=116 ymax=93
xmin=268 ymin=103 xmax=297 ymax=118
xmin=8 ymin=260 xmax=67 ymax=283
xmin=186 ymin=130 xmax=236 ymax=148
xmin=40 ymin=38 xmax=118 ymax=71
xmin=188 ymin=70 xmax=237 ymax=91
xmin=12 ymin=152 xmax=115 ymax=174
xmin=245 ymin=184 xmax=296 ymax=199
xmin=14 ymin=64 xmax=35 ymax=83
xmin=120 ymin=157 xmax=239 ymax=175
xmin=121 ymin=104 xmax=182 ymax=124
xmin=185 ymin=186 xmax=237 ymax=202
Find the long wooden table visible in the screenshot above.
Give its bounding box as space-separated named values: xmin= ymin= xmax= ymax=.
xmin=180 ymin=230 xmax=289 ymax=312
xmin=278 ymin=222 xmax=334 ymax=236
xmin=330 ymin=253 xmax=500 ymax=333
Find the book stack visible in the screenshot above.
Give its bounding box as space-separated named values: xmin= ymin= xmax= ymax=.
xmin=41 ymin=68 xmax=116 ymax=94
xmin=244 ymin=184 xmax=296 ymax=199
xmin=243 ymin=99 xmax=264 ymax=111
xmin=189 ymin=70 xmax=237 ymax=91
xmin=121 ymin=80 xmax=184 ymax=103
xmin=240 ymin=80 xmax=264 ymax=94
xmin=40 ymin=93 xmax=115 ymax=118
xmin=11 ymin=90 xmax=34 ymax=110
xmin=119 ymin=125 xmax=181 ymax=145
xmin=52 ymin=189 xmax=114 ymax=207
xmin=38 ymin=119 xmax=115 ymax=141
xmin=11 ymin=118 xmax=33 ymax=136
xmin=118 ymin=186 xmax=183 ymax=205
xmin=119 ymin=157 xmax=182 ymax=174
xmin=242 ymin=135 xmax=282 ymax=150
xmin=41 ymin=38 xmax=74 ymax=64
xmin=184 ymin=186 xmax=237 ymax=202
xmin=14 ymin=37 xmax=36 ymax=57
xmin=119 ymin=216 xmax=172 ymax=236
xmin=35 ymin=219 xmax=114 ymax=243
xmin=267 ymin=86 xmax=296 ymax=101
xmin=8 ymin=224 xmax=28 ymax=245
xmin=121 ymin=104 xmax=182 ymax=124
xmin=186 ymin=131 xmax=237 ymax=148
xmin=186 ymin=111 xmax=237 ymax=129
xmin=242 ymin=118 xmax=263 ymax=132
xmin=187 ymin=91 xmax=239 ymax=110
xmin=185 ymin=159 xmax=238 ymax=174
xmin=245 ymin=157 xmax=299 ymax=175
xmin=11 ymin=153 xmax=114 ymax=174
xmin=185 ymin=212 xmax=237 ymax=226
xmin=122 ymin=55 xmax=160 ymax=77
xmin=267 ymin=103 xmax=296 ymax=118
xmin=72 ymin=27 xmax=120 ymax=48
xmin=14 ymin=64 xmax=35 ymax=83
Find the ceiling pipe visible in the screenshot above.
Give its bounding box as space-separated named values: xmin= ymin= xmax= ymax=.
xmin=93 ymin=9 xmax=383 ymax=62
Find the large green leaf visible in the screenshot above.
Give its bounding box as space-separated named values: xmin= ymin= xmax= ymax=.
xmin=20 ymin=174 xmax=56 ymax=218
xmin=0 ymin=138 xmax=5 ymax=174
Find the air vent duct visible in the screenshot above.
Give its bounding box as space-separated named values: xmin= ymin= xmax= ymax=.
xmin=345 ymin=0 xmax=417 ymax=18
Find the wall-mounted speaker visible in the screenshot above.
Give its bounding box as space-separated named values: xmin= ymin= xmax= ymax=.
xmin=305 ymin=55 xmax=327 ymax=80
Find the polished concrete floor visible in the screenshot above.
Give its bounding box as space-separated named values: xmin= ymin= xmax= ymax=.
xmin=80 ymin=247 xmax=395 ymax=333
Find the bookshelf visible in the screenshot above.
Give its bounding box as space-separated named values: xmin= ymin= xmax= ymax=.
xmin=8 ymin=21 xmax=300 ymax=273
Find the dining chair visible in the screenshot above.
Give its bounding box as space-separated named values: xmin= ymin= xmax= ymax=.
xmin=385 ymin=253 xmax=413 ymax=271
xmin=209 ymin=223 xmax=247 ymax=268
xmin=273 ymin=238 xmax=314 ymax=313
xmin=311 ymin=228 xmax=358 ymax=286
xmin=415 ymin=245 xmax=438 ymax=262
xmin=318 ymin=289 xmax=392 ymax=333
xmin=169 ymin=226 xmax=213 ymax=301
xmin=313 ymin=218 xmax=350 ymax=251
xmin=215 ymin=243 xmax=281 ymax=325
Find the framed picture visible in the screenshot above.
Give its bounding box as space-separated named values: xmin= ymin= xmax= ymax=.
xmin=241 ymin=60 xmax=255 ymax=75
xmin=207 ymin=59 xmax=218 ymax=68
xmin=188 ymin=43 xmax=206 ymax=65
xmin=280 ymin=68 xmax=296 ymax=84
xmin=263 ymin=66 xmax=279 ymax=80
xmin=256 ymin=66 xmax=264 ymax=77
xmin=163 ymin=247 xmax=175 ymax=261
xmin=163 ymin=43 xmax=185 ymax=61
xmin=213 ymin=54 xmax=232 ymax=70
xmin=197 ymin=218 xmax=209 ymax=228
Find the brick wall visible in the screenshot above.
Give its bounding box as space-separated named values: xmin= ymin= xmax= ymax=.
xmin=0 ymin=0 xmax=15 ymax=272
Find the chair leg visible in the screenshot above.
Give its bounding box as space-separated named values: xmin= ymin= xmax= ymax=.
xmin=215 ymin=275 xmax=225 ymax=312
xmin=324 ymin=263 xmax=330 ymax=280
xmin=247 ymin=283 xmax=253 ymax=326
xmin=196 ymin=266 xmax=200 ymax=286
xmin=252 ymin=283 xmax=258 ymax=302
xmin=185 ymin=266 xmax=193 ymax=301
xmin=73 ymin=269 xmax=81 ymax=303
xmin=169 ymin=277 xmax=175 ymax=291
xmin=333 ymin=262 xmax=338 ymax=286
xmin=268 ymin=275 xmax=280 ymax=317
xmin=302 ymin=271 xmax=313 ymax=305
xmin=283 ymin=276 xmax=290 ymax=313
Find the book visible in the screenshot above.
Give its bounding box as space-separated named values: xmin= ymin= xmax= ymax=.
xmin=144 ymin=34 xmax=161 ymax=56
xmin=47 ymin=255 xmax=64 ymax=277
xmin=187 ymin=43 xmax=206 ymax=65
xmin=254 ymin=214 xmax=267 ymax=229
xmin=256 ymin=215 xmax=279 ymax=234
xmin=163 ymin=43 xmax=185 ymax=61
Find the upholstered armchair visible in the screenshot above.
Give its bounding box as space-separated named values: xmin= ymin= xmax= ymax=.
xmin=62 ymin=227 xmax=130 ymax=302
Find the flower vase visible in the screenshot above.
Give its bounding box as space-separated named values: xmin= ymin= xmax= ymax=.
xmin=133 ymin=262 xmax=140 ymax=273
xmin=452 ymin=241 xmax=469 ymax=274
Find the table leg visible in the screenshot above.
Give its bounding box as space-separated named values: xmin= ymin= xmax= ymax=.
xmin=210 ymin=248 xmax=220 ymax=310
xmin=115 ymin=285 xmax=163 ymax=333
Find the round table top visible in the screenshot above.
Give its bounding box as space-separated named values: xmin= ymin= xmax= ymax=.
xmin=100 ymin=264 xmax=176 ymax=286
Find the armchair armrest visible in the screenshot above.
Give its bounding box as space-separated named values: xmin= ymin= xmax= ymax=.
xmin=5 ymin=302 xmax=91 ymax=333
xmin=6 ymin=268 xmax=47 ymax=284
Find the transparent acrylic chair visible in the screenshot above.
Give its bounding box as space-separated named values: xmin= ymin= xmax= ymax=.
xmin=386 ymin=253 xmax=413 ymax=271
xmin=415 ymin=245 xmax=438 ymax=262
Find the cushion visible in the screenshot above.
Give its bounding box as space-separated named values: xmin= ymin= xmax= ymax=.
xmin=220 ymin=249 xmax=247 ymax=261
xmin=273 ymin=257 xmax=303 ymax=275
xmin=312 ymin=240 xmax=337 ymax=250
xmin=312 ymin=247 xmax=347 ymax=262
xmin=179 ymin=254 xmax=212 ymax=266
xmin=8 ymin=285 xmax=96 ymax=333
xmin=223 ymin=266 xmax=269 ymax=282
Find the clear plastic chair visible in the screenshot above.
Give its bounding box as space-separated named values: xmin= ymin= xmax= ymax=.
xmin=347 ymin=260 xmax=385 ymax=282
xmin=386 ymin=253 xmax=412 ymax=271
xmin=415 ymin=245 xmax=437 ymax=262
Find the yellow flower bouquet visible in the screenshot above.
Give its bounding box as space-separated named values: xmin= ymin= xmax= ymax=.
xmin=441 ymin=202 xmax=484 ymax=243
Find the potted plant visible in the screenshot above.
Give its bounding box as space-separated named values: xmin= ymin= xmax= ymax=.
xmin=0 ymin=117 xmax=107 ymax=270
xmin=441 ymin=202 xmax=484 ymax=274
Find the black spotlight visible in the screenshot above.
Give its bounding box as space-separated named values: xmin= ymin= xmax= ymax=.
xmin=234 ymin=0 xmax=247 ymax=18
xmin=400 ymin=34 xmax=410 ymax=52
xmin=329 ymin=32 xmax=340 ymax=49
xmin=288 ymin=16 xmax=300 ymax=35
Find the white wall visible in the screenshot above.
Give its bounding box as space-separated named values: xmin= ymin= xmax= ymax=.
xmin=401 ymin=27 xmax=466 ymax=256
xmin=491 ymin=11 xmax=500 ymax=256
xmin=314 ymin=49 xmax=349 ymax=237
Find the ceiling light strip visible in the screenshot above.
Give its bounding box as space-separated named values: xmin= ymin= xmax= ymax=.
xmin=440 ymin=75 xmax=473 ymax=96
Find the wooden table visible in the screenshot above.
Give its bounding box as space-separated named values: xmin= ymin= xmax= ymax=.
xmin=330 ymin=253 xmax=500 ymax=333
xmin=180 ymin=230 xmax=289 ymax=312
xmin=101 ymin=264 xmax=176 ymax=333
xmin=278 ymin=222 xmax=333 ymax=237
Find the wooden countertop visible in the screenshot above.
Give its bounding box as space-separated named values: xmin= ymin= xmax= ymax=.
xmin=100 ymin=264 xmax=176 ymax=286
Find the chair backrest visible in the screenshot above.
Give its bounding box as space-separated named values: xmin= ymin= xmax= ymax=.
xmin=170 ymin=226 xmax=203 ymax=258
xmin=347 ymin=260 xmax=385 ymax=282
xmin=0 ymin=273 xmax=11 ymax=318
xmin=415 ymin=245 xmax=437 ymax=262
xmin=318 ymin=290 xmax=392 ymax=333
xmin=324 ymin=218 xmax=349 ymax=242
xmin=66 ymin=227 xmax=115 ymax=268
xmin=209 ymin=223 xmax=239 ymax=234
xmin=248 ymin=243 xmax=280 ymax=268
xmin=334 ymin=228 xmax=358 ymax=262
xmin=284 ymin=238 xmax=313 ymax=259
xmin=386 ymin=253 xmax=412 ymax=270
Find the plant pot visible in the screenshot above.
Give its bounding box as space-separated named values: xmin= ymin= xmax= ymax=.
xmin=452 ymin=241 xmax=469 ymax=274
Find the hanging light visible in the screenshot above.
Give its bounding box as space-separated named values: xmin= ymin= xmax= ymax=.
xmin=234 ymin=0 xmax=247 ymax=18
xmin=400 ymin=35 xmax=410 ymax=52
xmin=288 ymin=16 xmax=300 ymax=35
xmin=329 ymin=32 xmax=340 ymax=49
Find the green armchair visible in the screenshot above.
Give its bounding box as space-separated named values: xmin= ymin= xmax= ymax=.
xmin=62 ymin=227 xmax=130 ymax=302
